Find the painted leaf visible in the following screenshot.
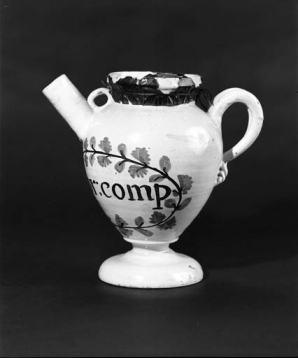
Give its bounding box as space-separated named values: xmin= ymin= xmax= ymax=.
xmin=115 ymin=214 xmax=128 ymax=227
xmin=172 ymin=189 xmax=179 ymax=197
xmin=84 ymin=154 xmax=88 ymax=167
xmin=114 ymin=214 xmax=133 ymax=237
xmin=134 ymin=216 xmax=144 ymax=227
xmin=149 ymin=174 xmax=164 ymax=183
xmin=159 ymin=156 xmax=171 ymax=172
xmin=178 ymin=197 xmax=192 ymax=210
xmin=90 ymin=136 xmax=96 ymax=148
xmin=99 ymin=137 xmax=112 ymax=153
xmin=118 ymin=143 xmax=127 ymax=156
xmin=83 ymin=138 xmax=88 ymax=150
xmin=114 ymin=161 xmax=125 ymax=173
xmin=89 ymin=154 xmax=95 ymax=166
xmin=164 ymin=198 xmax=176 ymax=208
xmin=149 ymin=211 xmax=166 ymax=224
xmin=97 ymin=155 xmax=112 ymax=167
xmin=177 ymin=175 xmax=193 ymax=194
xmin=134 ymin=228 xmax=154 ymax=237
xmin=128 ymin=165 xmax=148 ymax=178
xmin=157 ymin=216 xmax=176 ymax=230
xmin=131 ymin=147 xmax=150 ymax=164
xmin=117 ymin=227 xmax=134 ymax=238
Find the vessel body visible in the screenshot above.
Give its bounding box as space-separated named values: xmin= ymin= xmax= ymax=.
xmin=83 ymin=101 xmax=222 ymax=246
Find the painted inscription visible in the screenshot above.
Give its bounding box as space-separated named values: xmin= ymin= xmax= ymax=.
xmin=89 ymin=179 xmax=173 ymax=210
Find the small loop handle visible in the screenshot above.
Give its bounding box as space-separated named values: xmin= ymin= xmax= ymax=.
xmin=208 ymin=88 xmax=264 ymax=162
xmin=87 ymin=88 xmax=114 ymax=110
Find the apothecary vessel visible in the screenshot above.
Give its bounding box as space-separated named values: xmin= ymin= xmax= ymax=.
xmin=43 ymin=71 xmax=263 ymax=288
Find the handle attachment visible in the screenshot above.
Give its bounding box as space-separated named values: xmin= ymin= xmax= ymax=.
xmin=87 ymin=88 xmax=114 ymax=110
xmin=208 ymin=88 xmax=264 ymax=163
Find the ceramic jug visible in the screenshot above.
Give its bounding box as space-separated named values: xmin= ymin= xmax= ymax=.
xmin=43 ymin=71 xmax=263 ymax=288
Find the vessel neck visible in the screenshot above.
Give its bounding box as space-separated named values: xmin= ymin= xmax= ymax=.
xmin=105 ymin=71 xmax=213 ymax=111
xmin=124 ymin=238 xmax=178 ymax=252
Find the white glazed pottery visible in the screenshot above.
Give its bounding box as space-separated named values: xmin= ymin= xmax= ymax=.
xmin=43 ymin=71 xmax=263 ymax=289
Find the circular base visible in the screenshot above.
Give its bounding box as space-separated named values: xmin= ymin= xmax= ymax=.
xmin=99 ymin=247 xmax=203 ymax=289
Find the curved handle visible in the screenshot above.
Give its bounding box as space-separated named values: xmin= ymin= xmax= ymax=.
xmin=87 ymin=88 xmax=114 ymax=110
xmin=208 ymin=88 xmax=264 ymax=162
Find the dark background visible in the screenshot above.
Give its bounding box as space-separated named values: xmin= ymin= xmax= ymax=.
xmin=0 ymin=0 xmax=297 ymax=356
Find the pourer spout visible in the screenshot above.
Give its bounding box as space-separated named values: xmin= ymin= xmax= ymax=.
xmin=42 ymin=74 xmax=93 ymax=139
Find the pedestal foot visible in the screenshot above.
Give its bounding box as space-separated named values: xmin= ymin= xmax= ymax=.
xmin=99 ymin=246 xmax=203 ymax=289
